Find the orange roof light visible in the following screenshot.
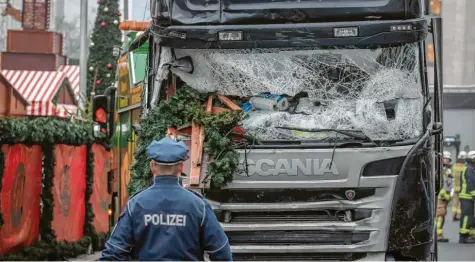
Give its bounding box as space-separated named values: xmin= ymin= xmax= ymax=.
xmin=119 ymin=20 xmax=150 ymax=31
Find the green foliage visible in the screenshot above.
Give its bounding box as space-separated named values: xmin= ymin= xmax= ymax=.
xmin=0 ymin=237 xmax=92 ymax=261
xmin=40 ymin=145 xmax=56 ymax=243
xmin=128 ymin=87 xmax=243 ymax=194
xmin=87 ymin=0 xmax=121 ymax=95
xmin=78 ymin=96 xmax=94 ymax=121
xmin=84 ymin=146 xmax=96 ymax=237
xmin=0 ymin=118 xmax=93 ymax=145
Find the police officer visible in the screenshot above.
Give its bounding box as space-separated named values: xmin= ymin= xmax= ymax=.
xmin=458 ymin=151 xmax=475 ymax=244
xmin=452 ymin=151 xmax=467 ymax=221
xmin=100 ymin=136 xmax=233 ymax=260
xmin=436 ymin=151 xmax=453 ymax=242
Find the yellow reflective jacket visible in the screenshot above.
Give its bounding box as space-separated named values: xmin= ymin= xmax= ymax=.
xmin=452 ymin=162 xmax=466 ymax=193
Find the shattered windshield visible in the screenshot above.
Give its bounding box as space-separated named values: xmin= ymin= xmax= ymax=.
xmin=162 ymin=43 xmax=423 ymax=141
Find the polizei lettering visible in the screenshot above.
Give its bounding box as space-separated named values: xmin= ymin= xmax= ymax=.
xmin=239 ymin=158 xmax=340 ymax=176
xmin=144 ymin=214 xmax=187 ymax=226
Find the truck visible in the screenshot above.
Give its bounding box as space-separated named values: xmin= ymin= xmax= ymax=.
xmin=93 ymin=0 xmax=444 ymax=260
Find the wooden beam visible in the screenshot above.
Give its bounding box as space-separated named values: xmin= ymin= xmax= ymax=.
xmin=217 ymin=95 xmax=242 ymax=111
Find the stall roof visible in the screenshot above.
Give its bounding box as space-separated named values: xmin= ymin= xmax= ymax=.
xmin=1 ymin=70 xmax=77 ymax=117
xmin=58 ymin=65 xmax=80 ymax=101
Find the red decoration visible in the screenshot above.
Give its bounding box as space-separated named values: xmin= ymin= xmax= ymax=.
xmin=107 ymin=63 xmax=113 ymax=70
xmin=100 ymin=21 xmax=106 ymax=28
xmin=117 ymin=11 xmax=122 ymax=17
xmin=96 ymin=80 xmax=101 ymax=85
xmin=97 ymin=0 xmax=101 ymax=4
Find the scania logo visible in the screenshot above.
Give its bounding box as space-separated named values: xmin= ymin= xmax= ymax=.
xmin=238 ymin=158 xmax=340 ymax=177
xmin=345 ymin=190 xmax=356 ymax=200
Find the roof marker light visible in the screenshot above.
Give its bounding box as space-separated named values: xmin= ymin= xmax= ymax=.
xmin=219 ymin=31 xmax=243 ymax=41
xmin=333 ymin=27 xmax=358 ymax=38
xmin=168 ymin=31 xmax=186 ymax=39
xmin=390 ymin=24 xmax=413 ymax=31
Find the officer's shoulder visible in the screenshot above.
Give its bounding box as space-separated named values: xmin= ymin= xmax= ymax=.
xmin=186 ymin=189 xmax=204 ymax=199
xmin=127 ymin=188 xmax=151 ymax=204
xmin=129 ymin=189 xmax=145 ymax=199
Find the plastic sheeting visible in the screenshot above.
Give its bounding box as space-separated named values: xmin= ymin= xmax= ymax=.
xmin=52 ymin=145 xmax=87 ymax=242
xmin=170 ymin=44 xmax=423 ymax=141
xmin=0 ymin=144 xmax=42 ymax=254
xmin=91 ymin=144 xmax=111 ymax=233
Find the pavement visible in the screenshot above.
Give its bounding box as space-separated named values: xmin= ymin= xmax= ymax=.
xmin=69 ymin=209 xmax=475 ymax=261
xmin=69 ymin=251 xmax=101 ymax=261
xmin=437 ymin=208 xmax=475 ymax=261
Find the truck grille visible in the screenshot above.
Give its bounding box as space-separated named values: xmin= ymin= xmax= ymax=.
xmin=233 ymin=252 xmax=367 ymax=261
xmin=206 ymin=188 xmax=376 ymax=203
xmin=231 ymin=210 xmax=343 ymax=223
xmin=220 ymin=209 xmax=372 ymax=223
xmin=227 ymin=230 xmax=371 ymax=245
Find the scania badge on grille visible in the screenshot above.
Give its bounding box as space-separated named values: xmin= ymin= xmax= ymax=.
xmin=345 ymin=190 xmax=356 ymax=200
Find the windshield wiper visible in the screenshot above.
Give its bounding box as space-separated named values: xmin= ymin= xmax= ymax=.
xmin=233 ymin=133 xmax=263 ymax=145
xmin=275 ymin=126 xmax=373 ymax=142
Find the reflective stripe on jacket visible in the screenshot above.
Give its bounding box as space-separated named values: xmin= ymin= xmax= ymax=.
xmin=459 ymin=164 xmax=475 ymax=200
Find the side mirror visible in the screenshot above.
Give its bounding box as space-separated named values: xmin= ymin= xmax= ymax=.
xmin=92 ymin=95 xmax=108 ymax=137
xmin=92 ymin=87 xmax=116 ymax=138
xmin=166 ymin=56 xmax=194 ymax=74
xmin=132 ymin=124 xmax=142 ymax=135
xmin=431 ymin=122 xmax=443 ymax=136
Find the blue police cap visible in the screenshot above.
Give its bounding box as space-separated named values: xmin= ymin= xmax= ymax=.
xmin=146 ymin=136 xmax=190 ymax=165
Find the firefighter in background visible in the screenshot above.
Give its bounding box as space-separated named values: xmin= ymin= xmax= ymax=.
xmin=452 ymin=151 xmax=467 ymax=221
xmin=436 ymin=151 xmax=453 ymax=242
xmin=459 ymin=151 xmax=475 ymax=244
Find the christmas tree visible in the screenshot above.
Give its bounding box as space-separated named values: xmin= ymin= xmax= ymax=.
xmin=87 ymin=0 xmax=122 ymax=95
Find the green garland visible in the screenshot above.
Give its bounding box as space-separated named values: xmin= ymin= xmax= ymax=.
xmin=0 ymin=237 xmax=93 ymax=261
xmin=128 ymin=87 xmax=243 ymax=194
xmin=84 ymin=145 xmax=96 ymax=238
xmin=0 ymin=118 xmax=93 ymax=145
xmin=40 ymin=144 xmax=56 ymax=243
xmin=0 ymin=118 xmax=109 ymax=260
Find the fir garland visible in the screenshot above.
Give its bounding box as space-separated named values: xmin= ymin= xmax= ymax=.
xmin=40 ymin=144 xmax=57 ymax=243
xmin=0 ymin=118 xmax=94 ymax=145
xmin=128 ymin=87 xmax=243 ymax=194
xmin=84 ymin=145 xmax=96 ymax=238
xmin=0 ymin=237 xmax=93 ymax=261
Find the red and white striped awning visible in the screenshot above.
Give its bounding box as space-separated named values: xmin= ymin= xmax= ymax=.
xmin=59 ymin=65 xmax=80 ymax=101
xmin=1 ymin=70 xmax=77 ymax=117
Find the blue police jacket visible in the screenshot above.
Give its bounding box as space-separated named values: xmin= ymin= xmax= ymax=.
xmin=100 ymin=175 xmax=232 ymax=261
